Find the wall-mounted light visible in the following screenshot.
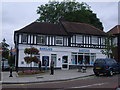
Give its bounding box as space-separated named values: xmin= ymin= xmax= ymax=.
xmin=58 ymin=58 xmax=61 ymax=61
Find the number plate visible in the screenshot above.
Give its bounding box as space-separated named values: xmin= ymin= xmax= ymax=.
xmin=96 ymin=67 xmax=101 ymax=69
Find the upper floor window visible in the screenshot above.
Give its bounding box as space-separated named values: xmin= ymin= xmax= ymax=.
xmin=113 ymin=37 xmax=118 ymax=46
xmin=76 ymin=35 xmax=83 ymax=43
xmin=101 ymin=37 xmax=106 ymax=45
xmin=92 ymin=36 xmax=98 ymax=44
xmin=56 ymin=36 xmax=63 ymax=45
xmin=22 ymin=34 xmax=27 ymax=43
xmin=37 ymin=35 xmax=45 ymax=45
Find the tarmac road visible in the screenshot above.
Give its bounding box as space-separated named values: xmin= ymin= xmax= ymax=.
xmin=2 ymin=74 xmax=120 ymax=90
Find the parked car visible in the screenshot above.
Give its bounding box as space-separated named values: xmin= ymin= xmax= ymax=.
xmin=93 ymin=58 xmax=120 ymax=76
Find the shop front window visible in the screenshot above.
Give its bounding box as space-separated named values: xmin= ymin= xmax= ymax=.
xmin=71 ymin=55 xmax=77 ymax=64
xmin=71 ymin=53 xmax=96 ymax=65
xmin=62 ymin=56 xmax=68 ymax=63
xmin=78 ymin=55 xmax=83 ymax=64
xmin=84 ymin=55 xmax=90 ymax=64
xmin=42 ymin=56 xmax=49 ymax=66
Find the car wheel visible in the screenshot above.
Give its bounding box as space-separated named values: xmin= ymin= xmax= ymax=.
xmin=108 ymin=70 xmax=113 ymax=76
xmin=95 ymin=72 xmax=99 ymax=76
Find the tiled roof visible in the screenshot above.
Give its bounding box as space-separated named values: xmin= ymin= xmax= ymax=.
xmin=15 ymin=21 xmax=106 ymax=36
xmin=15 ymin=22 xmax=68 ymax=36
xmin=107 ymin=25 xmax=120 ymax=35
xmin=61 ymin=21 xmax=106 ymax=36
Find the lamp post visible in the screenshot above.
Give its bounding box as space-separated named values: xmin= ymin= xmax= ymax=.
xmin=2 ymin=38 xmax=6 ymax=71
xmin=9 ymin=47 xmax=13 ymax=77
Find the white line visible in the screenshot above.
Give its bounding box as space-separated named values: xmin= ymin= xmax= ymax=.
xmin=71 ymin=83 xmax=107 ymax=88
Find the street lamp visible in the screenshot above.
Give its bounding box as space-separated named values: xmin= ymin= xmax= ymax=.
xmin=2 ymin=38 xmax=6 ymax=71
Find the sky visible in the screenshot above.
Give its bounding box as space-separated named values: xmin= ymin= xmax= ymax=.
xmin=0 ymin=0 xmax=119 ymax=47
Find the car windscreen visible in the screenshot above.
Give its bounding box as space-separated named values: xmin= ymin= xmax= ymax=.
xmin=94 ymin=59 xmax=106 ymax=65
xmin=105 ymin=59 xmax=117 ymax=65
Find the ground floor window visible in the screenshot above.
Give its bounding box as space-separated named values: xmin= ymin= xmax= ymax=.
xmin=71 ymin=53 xmax=96 ymax=65
xmin=42 ymin=56 xmax=49 ymax=66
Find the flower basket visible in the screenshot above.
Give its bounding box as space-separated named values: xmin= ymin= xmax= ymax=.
xmin=24 ymin=47 xmax=39 ymax=55
xmin=32 ymin=56 xmax=39 ymax=63
xmin=24 ymin=56 xmax=32 ymax=64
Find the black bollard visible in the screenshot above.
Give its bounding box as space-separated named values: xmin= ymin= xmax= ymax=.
xmin=9 ymin=66 xmax=13 ymax=77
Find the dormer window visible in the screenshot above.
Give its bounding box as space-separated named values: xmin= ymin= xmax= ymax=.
xmin=56 ymin=36 xmax=63 ymax=45
xmin=22 ymin=34 xmax=27 ymax=43
xmin=37 ymin=35 xmax=45 ymax=45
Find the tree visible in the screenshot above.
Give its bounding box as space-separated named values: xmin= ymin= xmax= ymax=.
xmin=1 ymin=38 xmax=9 ymax=60
xmin=36 ymin=1 xmax=103 ymax=30
xmin=101 ymin=35 xmax=115 ymax=58
xmin=24 ymin=47 xmax=39 ymax=70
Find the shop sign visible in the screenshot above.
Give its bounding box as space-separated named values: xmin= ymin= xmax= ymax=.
xmin=79 ymin=49 xmax=90 ymax=53
xmin=40 ymin=47 xmax=52 ymax=51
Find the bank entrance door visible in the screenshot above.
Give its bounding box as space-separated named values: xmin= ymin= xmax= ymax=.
xmin=51 ymin=54 xmax=57 ymax=67
xmin=62 ymin=56 xmax=69 ymax=70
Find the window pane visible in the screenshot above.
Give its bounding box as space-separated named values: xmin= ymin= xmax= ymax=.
xmin=56 ymin=36 xmax=63 ymax=45
xmin=92 ymin=36 xmax=98 ymax=44
xmin=77 ymin=35 xmax=82 ymax=43
xmin=37 ymin=35 xmax=45 ymax=44
xmin=22 ymin=34 xmax=27 ymax=43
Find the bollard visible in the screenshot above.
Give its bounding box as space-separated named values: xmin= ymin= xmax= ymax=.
xmin=9 ymin=66 xmax=13 ymax=77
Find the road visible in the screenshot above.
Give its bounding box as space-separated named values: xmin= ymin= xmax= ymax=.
xmin=2 ymin=74 xmax=120 ymax=90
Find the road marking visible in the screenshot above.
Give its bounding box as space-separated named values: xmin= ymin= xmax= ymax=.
xmin=70 ymin=82 xmax=107 ymax=88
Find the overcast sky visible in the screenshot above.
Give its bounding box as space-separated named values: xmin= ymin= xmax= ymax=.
xmin=0 ymin=0 xmax=119 ymax=47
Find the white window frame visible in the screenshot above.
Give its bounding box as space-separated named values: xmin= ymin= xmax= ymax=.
xmin=37 ymin=35 xmax=45 ymax=44
xmin=56 ymin=36 xmax=63 ymax=45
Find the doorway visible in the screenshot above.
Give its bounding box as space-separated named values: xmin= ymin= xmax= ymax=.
xmin=51 ymin=54 xmax=57 ymax=67
xmin=62 ymin=56 xmax=69 ymax=70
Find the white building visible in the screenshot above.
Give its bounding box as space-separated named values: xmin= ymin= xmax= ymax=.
xmin=14 ymin=21 xmax=107 ymax=70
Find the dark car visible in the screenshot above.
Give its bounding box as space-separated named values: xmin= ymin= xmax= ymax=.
xmin=93 ymin=58 xmax=120 ymax=76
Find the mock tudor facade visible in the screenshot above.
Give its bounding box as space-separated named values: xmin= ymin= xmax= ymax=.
xmin=107 ymin=25 xmax=120 ymax=62
xmin=14 ymin=21 xmax=107 ymax=70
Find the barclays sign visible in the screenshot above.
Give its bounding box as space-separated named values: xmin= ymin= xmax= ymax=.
xmin=40 ymin=47 xmax=52 ymax=51
xmin=79 ymin=49 xmax=90 ymax=53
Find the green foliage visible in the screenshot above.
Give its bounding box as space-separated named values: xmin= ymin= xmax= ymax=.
xmin=24 ymin=47 xmax=39 ymax=64
xmin=1 ymin=39 xmax=10 ymax=60
xmin=101 ymin=35 xmax=115 ymax=58
xmin=37 ymin=1 xmax=103 ymax=30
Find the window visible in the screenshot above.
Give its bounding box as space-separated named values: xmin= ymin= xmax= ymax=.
xmin=22 ymin=34 xmax=27 ymax=43
xmin=56 ymin=36 xmax=63 ymax=45
xmin=77 ymin=35 xmax=82 ymax=43
xmin=113 ymin=37 xmax=118 ymax=46
xmin=92 ymin=36 xmax=98 ymax=44
xmin=37 ymin=35 xmax=45 ymax=44
xmin=101 ymin=37 xmax=105 ymax=45
xmin=34 ymin=62 xmax=38 ymax=66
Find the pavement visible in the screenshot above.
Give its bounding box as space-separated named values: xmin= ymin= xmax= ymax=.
xmin=1 ymin=67 xmax=94 ymax=84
